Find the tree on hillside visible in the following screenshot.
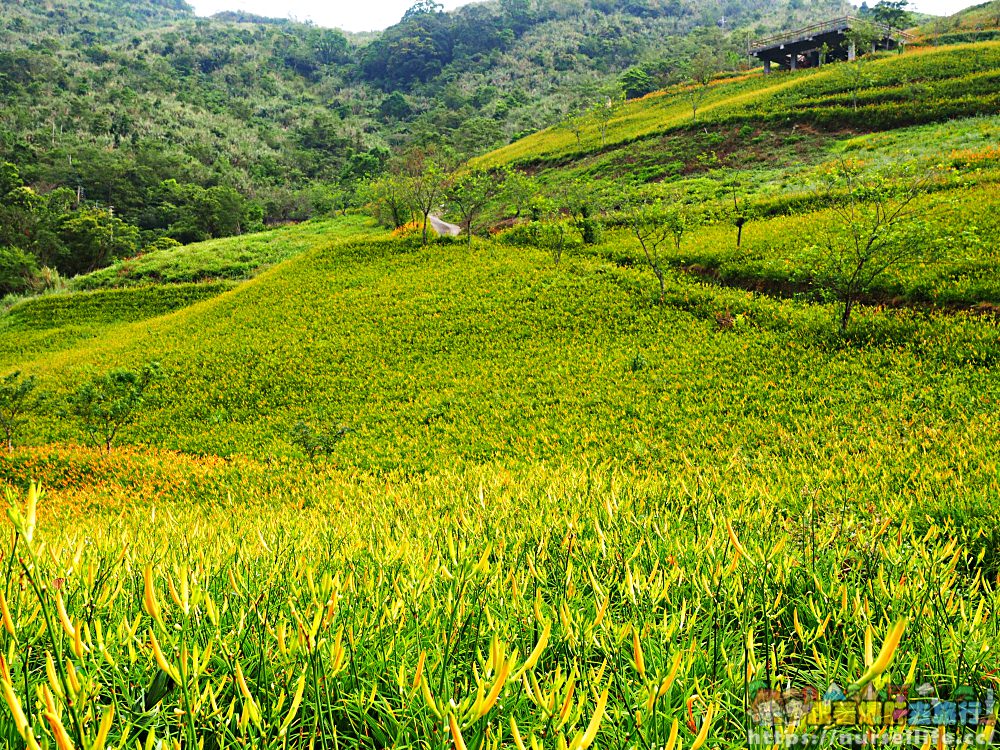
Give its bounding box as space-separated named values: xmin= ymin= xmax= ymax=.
xmin=816 ymin=162 xmax=933 ymax=331
xmin=561 ymin=104 xmax=588 ymax=148
xmin=564 ymin=180 xmax=602 ymax=246
xmin=290 ymin=420 xmax=351 ymax=464
xmin=837 ymin=22 xmax=883 ymax=111
xmin=67 ymin=362 xmax=163 ymax=453
xmin=871 ymin=0 xmax=911 ymax=30
xmin=57 ymin=207 xmax=140 ymax=276
xmin=0 ymin=162 xmax=20 ymax=198
xmin=540 ymin=222 xmax=570 ymax=266
xmin=621 ymin=67 xmax=656 ymax=99
xmin=403 ymin=0 xmax=444 ymax=20
xmin=0 ymin=246 xmax=39 ymax=296
xmin=517 ymin=194 xmax=570 ymax=265
xmin=591 ymin=90 xmax=624 ymax=147
xmin=403 ymin=151 xmax=451 ymax=246
xmin=364 ymin=174 xmax=413 ymax=228
xmin=843 ymin=20 xmax=882 ymax=60
xmin=500 ymin=0 xmax=532 ymax=30
xmin=624 ymin=199 xmax=676 ymax=305
xmin=0 ymin=371 xmax=40 ymax=452
xmin=687 ymin=49 xmax=717 ymax=122
xmin=664 ymin=200 xmax=695 ymax=253
xmin=150 ymin=181 xmax=264 ymax=244
xmin=500 ymin=168 xmax=539 ymax=220
xmin=447 ymin=169 xmax=502 ymax=247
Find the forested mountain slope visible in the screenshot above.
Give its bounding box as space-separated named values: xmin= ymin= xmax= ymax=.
xmin=0 ymin=0 xmax=850 ymax=224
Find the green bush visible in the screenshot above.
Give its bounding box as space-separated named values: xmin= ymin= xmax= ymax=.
xmin=66 ymin=362 xmax=163 ymax=452
xmin=0 ymin=371 xmax=40 ymax=451
xmin=0 ymin=245 xmax=39 ymax=295
xmin=290 ymin=420 xmax=351 ymax=463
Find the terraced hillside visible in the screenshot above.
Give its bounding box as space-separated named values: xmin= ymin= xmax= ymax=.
xmin=474 ymin=42 xmax=1000 ymax=168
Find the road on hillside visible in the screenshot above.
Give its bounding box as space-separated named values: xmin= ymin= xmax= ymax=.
xmin=429 ymin=215 xmax=462 ymax=236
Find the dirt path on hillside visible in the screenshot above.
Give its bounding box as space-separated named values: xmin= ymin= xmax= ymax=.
xmin=429 ymin=215 xmax=462 ymax=236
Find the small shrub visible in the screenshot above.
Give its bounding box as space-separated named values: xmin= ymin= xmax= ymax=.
xmin=144 ymin=237 xmax=183 ymax=254
xmin=391 ymin=221 xmax=423 ymax=239
xmin=539 ymin=223 xmax=569 ymax=265
xmin=290 ymin=420 xmax=351 ymax=463
xmin=628 ymin=352 xmax=648 ymax=372
xmin=494 ymin=222 xmax=541 ymax=247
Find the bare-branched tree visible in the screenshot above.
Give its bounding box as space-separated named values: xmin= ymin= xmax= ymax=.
xmin=818 ymin=161 xmax=933 ymax=330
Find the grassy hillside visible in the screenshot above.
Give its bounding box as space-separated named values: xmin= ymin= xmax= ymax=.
xmin=919 ymin=0 xmax=1000 ymax=42
xmin=0 ymin=214 xmax=380 ymax=365
xmin=72 ymin=214 xmax=380 ymax=289
xmin=474 ymin=43 xmax=1000 ymax=169
xmin=6 ymin=222 xmax=1000 ymax=463
xmin=2 ymin=217 xmax=999 ymax=746
xmin=466 ymin=43 xmax=1000 ymax=313
xmin=0 ymin=0 xmax=851 ymax=228
xmin=0 ymin=31 xmax=998 ymax=750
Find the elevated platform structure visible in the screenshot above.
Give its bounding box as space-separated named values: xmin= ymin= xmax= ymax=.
xmin=750 ymin=16 xmax=913 ymax=73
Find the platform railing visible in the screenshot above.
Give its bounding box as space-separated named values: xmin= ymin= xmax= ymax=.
xmin=750 ymin=15 xmax=913 ymax=53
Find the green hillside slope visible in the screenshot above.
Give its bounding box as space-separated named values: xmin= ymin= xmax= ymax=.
xmin=0 ymin=0 xmax=850 ymax=227
xmin=0 ymin=24 xmax=998 ymax=749
xmin=474 ymin=42 xmax=1000 ymax=169
xmin=7 ymin=225 xmax=999 ymax=472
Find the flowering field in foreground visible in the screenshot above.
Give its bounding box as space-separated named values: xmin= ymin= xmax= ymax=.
xmin=1 ymin=164 xmax=998 ymax=746
xmin=0 ymin=451 xmax=997 ymax=748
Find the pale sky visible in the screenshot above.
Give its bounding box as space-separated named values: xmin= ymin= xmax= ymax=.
xmin=188 ymin=0 xmax=473 ymax=32
xmin=188 ymin=0 xmax=980 ymax=33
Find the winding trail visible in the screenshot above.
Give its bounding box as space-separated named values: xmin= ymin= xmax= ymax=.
xmin=429 ymin=215 xmax=462 ymax=237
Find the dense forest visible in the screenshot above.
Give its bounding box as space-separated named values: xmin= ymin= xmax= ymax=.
xmin=0 ymin=0 xmax=855 ymax=293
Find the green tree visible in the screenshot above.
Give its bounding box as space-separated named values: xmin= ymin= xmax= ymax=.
xmin=404 ymin=152 xmax=451 ymax=246
xmin=153 ymin=181 xmax=263 ymax=243
xmin=364 ymin=174 xmax=413 ymax=229
xmin=67 ymin=362 xmax=162 ymax=452
xmin=838 ymin=32 xmax=877 ymax=111
xmin=500 ymin=168 xmax=538 ymax=221
xmin=563 ymin=181 xmax=603 ymax=246
xmin=539 ymin=222 xmax=569 ymax=265
xmin=0 ymin=162 xmax=21 ymax=198
xmin=0 ymin=371 xmax=40 ymax=451
xmin=591 ymin=91 xmax=624 ymax=147
xmin=663 ymin=201 xmax=694 ymax=252
xmin=446 ymin=169 xmax=501 ymax=248
xmin=624 ymin=199 xmax=676 ymax=305
xmin=380 ymin=91 xmax=413 ymax=122
xmin=403 ymin=0 xmax=444 ymax=19
xmin=561 ymin=103 xmax=588 ymax=147
xmin=57 ymin=208 xmax=140 ymax=275
xmin=844 ymin=20 xmax=883 ymax=63
xmin=871 ymin=0 xmax=911 ymax=30
xmin=687 ymin=49 xmax=717 ymax=122
xmin=0 ymin=246 xmax=39 ymax=295
xmin=290 ymin=420 xmax=351 ymax=463
xmin=620 ymin=67 xmax=655 ymax=99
